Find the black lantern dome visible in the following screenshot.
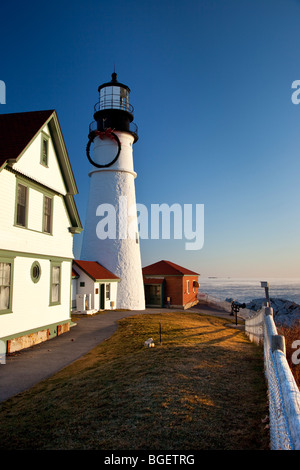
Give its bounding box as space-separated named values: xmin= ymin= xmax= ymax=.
xmin=89 ymin=73 xmax=138 ymax=142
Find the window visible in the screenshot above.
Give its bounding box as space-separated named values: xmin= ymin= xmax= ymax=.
xmin=16 ymin=183 xmax=27 ymax=227
xmin=106 ymin=283 xmax=111 ymax=300
xmin=0 ymin=261 xmax=13 ymax=312
xmin=187 ymin=280 xmax=189 ymax=294
xmin=41 ymin=135 xmax=49 ymax=167
xmin=50 ymin=263 xmax=61 ymax=305
xmin=120 ymin=88 xmax=128 ymax=110
xmin=31 ymin=261 xmax=41 ymax=284
xmin=43 ymin=196 xmax=52 ymax=234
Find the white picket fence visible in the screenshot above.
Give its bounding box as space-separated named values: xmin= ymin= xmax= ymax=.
xmin=198 ymin=291 xmax=300 ymax=450
xmin=245 ymin=306 xmax=300 ymax=450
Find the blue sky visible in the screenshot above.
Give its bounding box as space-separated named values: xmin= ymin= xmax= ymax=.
xmin=1 ymin=0 xmax=300 ymax=278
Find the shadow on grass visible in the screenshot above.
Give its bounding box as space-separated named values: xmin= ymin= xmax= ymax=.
xmin=0 ymin=311 xmax=269 ymax=451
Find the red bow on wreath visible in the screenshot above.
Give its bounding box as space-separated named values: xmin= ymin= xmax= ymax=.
xmin=94 ymin=128 xmax=117 ymax=141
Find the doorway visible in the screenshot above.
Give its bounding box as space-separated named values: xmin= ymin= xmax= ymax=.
xmin=144 ymin=284 xmax=163 ymax=307
xmin=99 ymin=283 xmax=105 ymax=310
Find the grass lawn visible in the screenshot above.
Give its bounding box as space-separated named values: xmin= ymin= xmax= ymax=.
xmin=0 ymin=311 xmax=269 ymax=450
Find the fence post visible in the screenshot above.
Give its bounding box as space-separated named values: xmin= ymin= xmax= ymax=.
xmin=271 ymin=334 xmax=286 ymax=356
xmin=265 ymin=307 xmax=273 ymax=316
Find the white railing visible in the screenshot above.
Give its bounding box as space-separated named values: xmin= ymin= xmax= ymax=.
xmin=245 ymin=306 xmax=300 ymax=450
xmin=198 ymin=292 xmax=253 ymax=319
xmin=198 ymin=292 xmax=232 ymax=312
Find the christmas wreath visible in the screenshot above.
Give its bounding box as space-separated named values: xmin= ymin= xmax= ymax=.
xmin=86 ymin=128 xmax=121 ymax=168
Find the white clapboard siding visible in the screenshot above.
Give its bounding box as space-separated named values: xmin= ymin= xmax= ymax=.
xmin=104 ymin=281 xmax=118 ymax=309
xmin=12 ymin=125 xmax=67 ymax=195
xmin=0 ymin=258 xmax=72 ymax=338
xmin=0 ymin=169 xmax=15 ymax=230
xmin=27 ymin=188 xmax=43 ymax=232
xmin=0 ymin=169 xmax=74 ymax=259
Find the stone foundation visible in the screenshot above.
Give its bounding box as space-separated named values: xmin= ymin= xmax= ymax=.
xmin=7 ymin=329 xmax=49 ymax=353
xmin=6 ymin=322 xmax=70 ymax=353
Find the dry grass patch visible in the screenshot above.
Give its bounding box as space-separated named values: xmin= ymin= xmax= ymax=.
xmin=0 ymin=311 xmax=269 ymax=450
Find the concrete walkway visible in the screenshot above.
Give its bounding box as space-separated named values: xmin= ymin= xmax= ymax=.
xmin=0 ymin=304 xmax=243 ymax=403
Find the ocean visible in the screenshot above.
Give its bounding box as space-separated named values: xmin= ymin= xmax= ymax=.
xmin=198 ymin=277 xmax=300 ymax=305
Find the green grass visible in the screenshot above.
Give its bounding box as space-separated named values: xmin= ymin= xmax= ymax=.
xmin=0 ymin=311 xmax=269 ymax=450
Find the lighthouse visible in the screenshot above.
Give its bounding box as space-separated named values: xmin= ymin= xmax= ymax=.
xmin=80 ymin=73 xmax=145 ymax=310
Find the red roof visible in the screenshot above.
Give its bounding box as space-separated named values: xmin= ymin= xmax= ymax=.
xmin=0 ymin=110 xmax=55 ymax=168
xmin=142 ymin=260 xmax=199 ymax=276
xmin=73 ymin=260 xmax=120 ymax=281
xmin=72 ymin=268 xmax=79 ymax=278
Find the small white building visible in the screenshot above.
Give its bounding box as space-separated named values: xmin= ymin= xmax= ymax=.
xmin=72 ymin=260 xmax=120 ymax=314
xmin=0 ymin=110 xmax=82 ymax=353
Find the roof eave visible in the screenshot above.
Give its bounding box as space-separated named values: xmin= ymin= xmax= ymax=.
xmin=65 ymin=195 xmax=83 ymax=233
xmin=48 ymin=112 xmax=79 ymax=196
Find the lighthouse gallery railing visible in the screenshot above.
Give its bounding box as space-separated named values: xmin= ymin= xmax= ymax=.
xmin=94 ymin=96 xmax=134 ymax=114
xmin=89 ymin=120 xmax=138 ymax=136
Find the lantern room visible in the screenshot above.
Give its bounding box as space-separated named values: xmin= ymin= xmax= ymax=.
xmin=91 ymin=72 xmax=138 ymax=142
xmin=98 ymin=72 xmax=131 ymax=112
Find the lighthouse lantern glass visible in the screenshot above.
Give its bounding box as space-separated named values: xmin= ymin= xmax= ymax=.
xmin=99 ymin=86 xmax=129 ymax=112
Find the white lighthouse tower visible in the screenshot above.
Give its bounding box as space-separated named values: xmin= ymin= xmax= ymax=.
xmin=81 ymin=72 xmax=145 ymax=310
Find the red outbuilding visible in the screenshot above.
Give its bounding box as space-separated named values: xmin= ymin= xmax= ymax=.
xmin=142 ymin=260 xmax=200 ymax=309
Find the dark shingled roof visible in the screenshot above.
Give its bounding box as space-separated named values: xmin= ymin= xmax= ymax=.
xmin=0 ymin=110 xmax=54 ymax=168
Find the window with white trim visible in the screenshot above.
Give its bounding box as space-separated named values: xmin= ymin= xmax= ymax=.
xmin=106 ymin=283 xmax=111 ymax=300
xmin=41 ymin=135 xmax=49 ymax=167
xmin=43 ymin=196 xmax=52 ymax=234
xmin=16 ymin=183 xmax=27 ymax=227
xmin=0 ymin=261 xmax=12 ymax=312
xmin=50 ymin=263 xmax=61 ymax=305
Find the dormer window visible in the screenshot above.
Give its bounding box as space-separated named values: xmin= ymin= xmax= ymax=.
xmin=40 ymin=133 xmax=49 ymax=167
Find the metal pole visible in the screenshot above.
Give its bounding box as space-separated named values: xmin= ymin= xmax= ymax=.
xmin=159 ymin=320 xmax=161 ymax=344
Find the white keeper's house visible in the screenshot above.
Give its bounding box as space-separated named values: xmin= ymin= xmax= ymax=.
xmin=0 ymin=110 xmax=83 ymax=353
